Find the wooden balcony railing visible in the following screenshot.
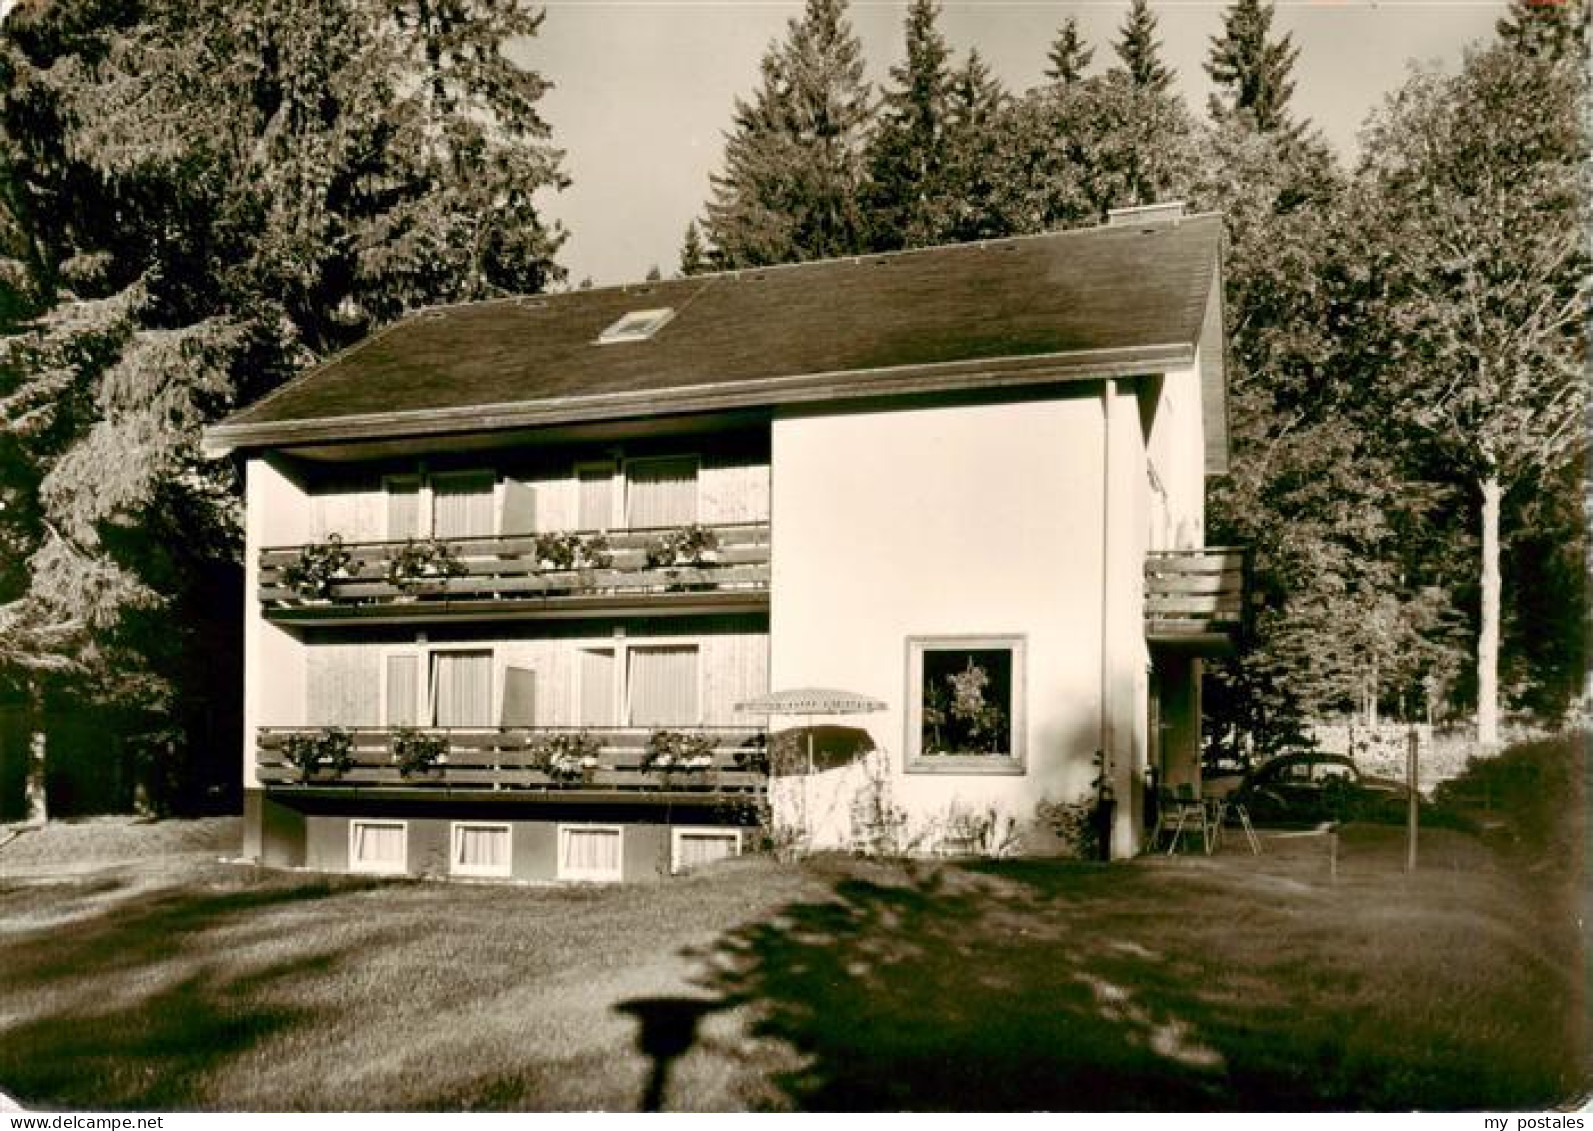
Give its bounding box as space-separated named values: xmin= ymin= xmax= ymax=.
xmin=1144 ymin=548 xmax=1248 ymax=652
xmin=256 ymin=725 xmax=770 ymax=798
xmin=259 ymin=521 xmax=770 ymax=620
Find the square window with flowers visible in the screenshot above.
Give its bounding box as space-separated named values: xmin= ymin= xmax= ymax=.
xmin=906 ymin=635 xmax=1026 ymax=775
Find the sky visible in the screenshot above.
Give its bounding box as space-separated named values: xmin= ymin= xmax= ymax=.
xmin=518 ymin=0 xmax=1507 ymax=287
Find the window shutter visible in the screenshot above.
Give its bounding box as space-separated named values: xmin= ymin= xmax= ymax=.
xmin=386 ymin=654 xmax=419 ymax=726
xmin=500 ymin=666 xmax=537 ymax=727
xmin=627 ymin=645 xmax=699 ymax=726
xmin=579 ymin=649 xmax=616 ymax=726
xmin=577 ymin=464 xmax=615 ymax=530
xmin=501 ymin=478 xmax=537 ymax=535
xmin=386 ymin=477 xmax=421 ymax=540
xmin=432 ymin=651 xmax=493 ymax=727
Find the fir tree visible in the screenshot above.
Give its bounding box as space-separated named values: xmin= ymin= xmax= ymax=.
xmin=0 ymin=0 xmax=570 ymax=811
xmin=678 ymin=220 xmax=708 ymax=276
xmin=1205 ymin=0 xmax=1303 ymax=134
xmin=938 ymin=49 xmax=1012 ymax=243
xmin=1044 ymin=15 xmax=1094 ymax=87
xmin=702 ymin=0 xmax=872 ymax=266
xmin=863 ymin=0 xmax=953 ymax=250
xmin=1113 ymin=0 xmax=1173 ymax=93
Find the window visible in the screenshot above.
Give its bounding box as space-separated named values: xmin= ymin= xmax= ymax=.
xmin=906 ymin=635 xmax=1026 ymax=774
xmin=626 ymin=456 xmax=698 ymax=528
xmin=451 ymin=823 xmax=511 ymax=878
xmin=431 ymin=650 xmax=494 ymax=727
xmin=627 ymin=645 xmax=699 ymax=726
xmin=350 ymin=820 xmax=407 ymax=874
xmin=671 ymin=827 xmax=741 ymax=874
xmin=431 ymin=470 xmax=495 ymax=540
xmin=558 ymin=825 xmax=623 ymax=881
xmin=597 ymin=307 xmax=674 ymax=344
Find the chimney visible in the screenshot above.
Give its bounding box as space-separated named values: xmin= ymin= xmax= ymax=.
xmin=1106 ymin=201 xmax=1186 ymax=227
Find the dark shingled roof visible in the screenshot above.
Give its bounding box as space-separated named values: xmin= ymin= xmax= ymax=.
xmin=209 ymin=214 xmax=1228 ymax=468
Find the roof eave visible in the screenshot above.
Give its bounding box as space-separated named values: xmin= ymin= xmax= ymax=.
xmin=202 ymin=342 xmax=1196 ymax=457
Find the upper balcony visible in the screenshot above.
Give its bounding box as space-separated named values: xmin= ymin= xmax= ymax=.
xmin=260 ymin=521 xmax=770 ymax=625
xmin=1144 ymin=547 xmax=1248 ymax=654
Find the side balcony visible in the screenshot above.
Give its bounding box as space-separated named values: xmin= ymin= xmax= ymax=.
xmin=1144 ymin=547 xmax=1249 ymax=655
xmin=259 ymin=521 xmax=770 ymax=624
xmin=255 ymin=725 xmax=770 ymax=806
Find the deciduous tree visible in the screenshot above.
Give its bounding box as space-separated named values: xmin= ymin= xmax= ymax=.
xmin=1353 ymin=44 xmax=1587 ymax=743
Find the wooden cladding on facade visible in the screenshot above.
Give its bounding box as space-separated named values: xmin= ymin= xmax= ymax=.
xmin=301 ymin=617 xmax=769 ymax=731
xmin=299 ymin=450 xmax=769 ymax=547
xmin=1143 ymin=548 xmax=1247 ymax=653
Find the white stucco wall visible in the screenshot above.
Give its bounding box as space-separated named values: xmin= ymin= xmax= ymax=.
xmin=770 ymin=393 xmax=1150 ymax=852
xmin=243 ymin=456 xmax=310 ymax=789
xmin=1143 ymin=358 xmax=1207 ymax=552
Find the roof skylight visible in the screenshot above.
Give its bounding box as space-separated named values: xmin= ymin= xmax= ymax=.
xmin=597 ymin=307 xmax=675 ymax=344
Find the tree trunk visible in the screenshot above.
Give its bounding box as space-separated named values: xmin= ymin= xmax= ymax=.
xmin=1477 ymin=474 xmax=1502 ymax=749
xmin=24 ymin=727 xmax=46 ymax=825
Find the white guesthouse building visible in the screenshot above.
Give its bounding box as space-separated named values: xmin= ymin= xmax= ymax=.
xmin=204 ymin=205 xmax=1244 ymax=881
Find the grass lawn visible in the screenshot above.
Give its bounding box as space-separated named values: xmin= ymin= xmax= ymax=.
xmin=0 ymin=818 xmax=1583 ymax=1111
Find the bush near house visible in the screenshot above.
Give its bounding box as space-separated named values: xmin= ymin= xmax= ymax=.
xmin=1432 ymin=730 xmax=1585 ymax=867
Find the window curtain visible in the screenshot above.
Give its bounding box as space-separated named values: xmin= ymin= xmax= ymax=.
xmin=354 ymin=823 xmax=404 ymax=865
xmin=677 ymin=833 xmax=736 ymax=870
xmin=431 ymin=651 xmax=493 ymax=727
xmin=626 ymin=458 xmax=698 ymax=528
xmin=432 ymin=474 xmax=495 ymax=539
xmin=455 ymin=826 xmax=508 ymax=869
xmin=562 ymin=827 xmax=620 ymax=875
xmin=627 ymin=645 xmax=698 ymax=726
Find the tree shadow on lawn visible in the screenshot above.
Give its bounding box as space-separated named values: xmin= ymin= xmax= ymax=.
xmin=689 ymin=846 xmax=1581 ymax=1111
xmin=0 ymin=871 xmax=372 ymax=1110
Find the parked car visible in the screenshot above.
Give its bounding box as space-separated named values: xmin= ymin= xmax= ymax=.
xmin=1232 ymin=751 xmax=1414 ymax=826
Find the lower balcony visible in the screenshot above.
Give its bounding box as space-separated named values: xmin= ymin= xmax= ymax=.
xmin=256 ymin=725 xmax=770 ymax=804
xmin=1144 ymin=548 xmax=1248 ymax=654
xmin=259 ymin=521 xmax=770 ymax=624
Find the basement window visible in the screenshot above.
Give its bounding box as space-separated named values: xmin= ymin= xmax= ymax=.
xmin=350 ymin=820 xmax=407 ymax=874
xmin=597 ymin=307 xmax=674 ymax=344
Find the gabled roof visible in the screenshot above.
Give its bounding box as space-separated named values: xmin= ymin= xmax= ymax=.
xmin=206 ymin=213 xmax=1228 ymax=470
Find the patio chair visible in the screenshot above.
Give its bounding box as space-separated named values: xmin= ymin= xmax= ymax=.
xmin=1152 ymin=784 xmax=1214 ymax=855
xmin=1212 ymin=794 xmax=1262 ymax=855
